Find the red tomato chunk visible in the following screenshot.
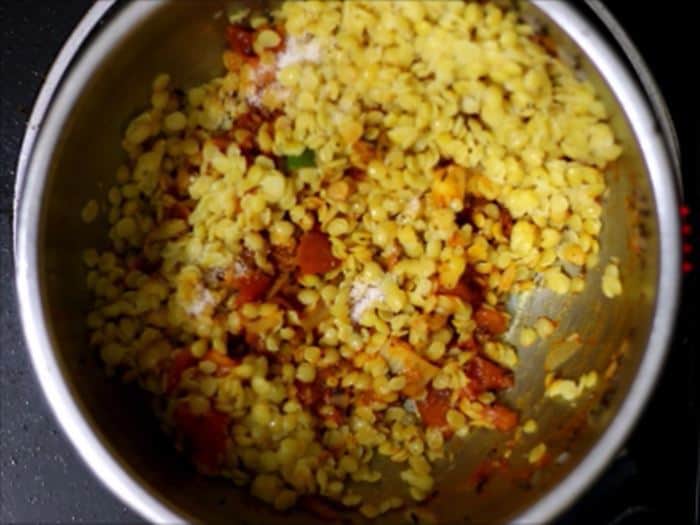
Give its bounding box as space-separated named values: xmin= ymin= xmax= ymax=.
xmin=225 ymin=24 xmax=256 ymax=57
xmin=174 ymin=404 xmax=230 ymax=473
xmin=296 ymin=232 xmax=339 ymax=275
xmin=464 ymin=355 xmax=514 ymax=399
xmin=417 ymin=387 xmax=451 ymax=429
xmin=233 ymin=271 xmax=273 ymax=305
xmin=474 ymin=306 xmax=508 ymax=335
xmin=482 ymin=403 xmax=518 ymax=432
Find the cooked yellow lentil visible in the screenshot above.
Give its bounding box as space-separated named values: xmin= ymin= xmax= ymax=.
xmin=522 ymin=419 xmax=538 ymax=435
xmin=81 ymin=199 xmax=99 ymax=224
xmin=83 ymin=1 xmax=622 ymax=518
xmin=528 ymin=442 xmax=548 ymax=464
xmin=545 ymin=370 xmax=599 ymax=401
xmin=602 ymin=260 xmax=623 ymax=298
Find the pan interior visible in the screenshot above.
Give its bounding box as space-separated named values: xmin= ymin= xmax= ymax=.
xmin=35 ymin=1 xmax=661 ymax=523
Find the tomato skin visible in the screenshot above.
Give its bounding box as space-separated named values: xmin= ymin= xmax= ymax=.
xmin=296 ymin=231 xmax=339 ymax=275
xmin=416 ymin=387 xmax=451 ymax=429
xmin=474 ymin=306 xmax=508 ymax=335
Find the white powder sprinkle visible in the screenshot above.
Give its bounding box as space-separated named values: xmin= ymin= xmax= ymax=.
xmin=186 ymin=287 xmax=216 ymax=317
xmin=399 ymin=197 xmax=421 ymax=222
xmin=233 ymin=259 xmax=248 ymax=277
xmin=245 ymin=36 xmax=320 ymax=108
xmin=244 ymin=61 xmax=276 ymax=107
xmin=277 ymin=35 xmax=321 ymax=69
xmin=350 ymin=279 xmax=384 ymax=322
xmin=245 ymin=88 xmax=261 ymax=108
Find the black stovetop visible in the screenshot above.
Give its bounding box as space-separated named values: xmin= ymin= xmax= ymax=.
xmin=0 ymin=2 xmax=697 ymax=524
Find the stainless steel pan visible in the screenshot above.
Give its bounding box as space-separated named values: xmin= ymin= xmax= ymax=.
xmin=13 ymin=1 xmax=682 ymax=523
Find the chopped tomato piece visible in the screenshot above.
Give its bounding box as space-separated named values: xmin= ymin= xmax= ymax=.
xmin=296 ymin=231 xmax=339 ymax=275
xmin=211 ymin=134 xmax=233 ymax=152
xmin=439 ymin=275 xmax=485 ymax=307
xmin=530 ymin=33 xmax=558 ymax=57
xmin=345 ymin=166 xmax=366 ymax=181
xmin=474 ymin=306 xmax=508 ymax=335
xmin=416 ymin=387 xmax=451 ymax=429
xmin=351 ymin=140 xmax=376 ymax=167
xmin=174 ymin=404 xmax=230 ymax=473
xmin=464 ymin=356 xmax=514 ymax=399
xmin=165 ymin=348 xmax=198 ymax=394
xmin=458 ymin=336 xmax=479 ymax=351
xmin=233 ymin=271 xmax=273 ymax=305
xmin=202 ymin=350 xmax=239 ymax=374
xmin=482 ymin=403 xmax=518 ymax=432
xmin=234 ymin=109 xmax=264 ymax=133
xmin=225 ymin=24 xmax=256 ymax=57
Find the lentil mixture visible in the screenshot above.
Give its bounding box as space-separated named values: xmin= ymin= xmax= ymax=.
xmin=83 ymin=1 xmax=623 ymax=518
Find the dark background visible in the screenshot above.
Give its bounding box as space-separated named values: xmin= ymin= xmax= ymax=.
xmin=0 ymin=1 xmax=697 ymax=524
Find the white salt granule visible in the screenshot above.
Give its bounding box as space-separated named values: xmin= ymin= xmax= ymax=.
xmin=186 ymin=287 xmax=216 ymax=316
xmin=350 ymin=279 xmax=384 ymax=322
xmin=277 ymin=35 xmax=321 ymax=69
xmin=246 ymin=35 xmax=320 ymax=107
